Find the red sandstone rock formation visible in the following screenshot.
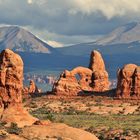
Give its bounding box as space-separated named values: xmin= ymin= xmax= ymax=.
xmin=89 ymin=50 xmax=110 ymax=92
xmin=28 ymin=80 xmax=40 ymax=93
xmin=0 ymin=49 xmax=99 ymax=140
xmin=0 ymin=49 xmax=37 ymax=127
xmin=92 ymin=70 xmax=109 ymax=92
xmin=71 ymin=67 xmax=93 ymax=91
xmin=134 ymin=67 xmax=140 ymax=97
xmin=89 ymin=50 xmax=105 ymax=71
xmin=52 ymin=50 xmax=110 ymax=96
xmin=53 ymin=70 xmax=82 ymax=96
xmin=23 ymin=80 xmax=41 ymax=95
xmin=116 ymin=64 xmax=140 ymax=98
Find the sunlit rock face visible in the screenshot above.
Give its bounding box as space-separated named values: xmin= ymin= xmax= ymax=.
xmin=28 ymin=80 xmax=40 ymax=93
xmin=52 ymin=50 xmax=110 ymax=96
xmin=0 ymin=49 xmax=37 ymax=127
xmin=116 ymin=64 xmax=140 ymax=98
xmin=89 ymin=50 xmax=110 ymax=92
xmin=52 ymin=69 xmax=82 ymax=96
xmin=23 ymin=80 xmax=41 ymax=96
xmin=0 ymin=49 xmax=23 ymax=107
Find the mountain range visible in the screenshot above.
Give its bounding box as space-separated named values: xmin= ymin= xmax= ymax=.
xmin=0 ymin=23 xmax=140 ymax=79
xmin=0 ymin=26 xmax=56 ymax=53
xmin=56 ymin=22 xmax=140 ymax=78
xmin=57 ymin=22 xmax=140 ymax=56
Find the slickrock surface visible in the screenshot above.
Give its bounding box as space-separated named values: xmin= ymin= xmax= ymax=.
xmin=0 ymin=49 xmax=37 ymax=127
xmin=6 ymin=123 xmax=98 ymax=140
xmin=53 ymin=50 xmax=109 ymax=96
xmin=116 ymin=64 xmax=140 ymax=98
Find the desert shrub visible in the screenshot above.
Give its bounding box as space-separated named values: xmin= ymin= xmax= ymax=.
xmin=98 ymin=133 xmax=105 ymax=140
xmin=62 ymin=107 xmax=77 ymax=115
xmin=106 ymin=104 xmax=114 ymax=107
xmin=6 ymin=123 xmax=22 ymax=135
xmin=45 ymin=114 xmax=55 ymax=121
xmin=0 ymin=122 xmax=6 ymax=128
xmin=62 ymin=107 xmax=89 ymax=115
xmin=30 ymin=102 xmax=38 ymax=108
xmin=30 ymin=107 xmax=55 ymax=121
xmin=22 ymin=98 xmax=26 ymax=103
xmin=94 ymin=103 xmax=104 ymax=107
xmin=85 ymin=126 xmax=95 ymax=133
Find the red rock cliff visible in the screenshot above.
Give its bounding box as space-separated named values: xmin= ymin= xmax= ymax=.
xmin=0 ymin=49 xmax=37 ymax=127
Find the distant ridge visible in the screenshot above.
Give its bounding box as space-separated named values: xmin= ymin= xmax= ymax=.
xmin=57 ymin=22 xmax=140 ymax=56
xmin=96 ymin=22 xmax=139 ymax=45
xmin=0 ymin=26 xmax=56 ymax=53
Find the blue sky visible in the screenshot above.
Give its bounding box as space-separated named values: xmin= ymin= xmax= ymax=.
xmin=0 ymin=0 xmax=140 ymax=47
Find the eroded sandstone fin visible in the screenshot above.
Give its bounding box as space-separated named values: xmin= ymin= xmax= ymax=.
xmin=0 ymin=49 xmax=37 ymax=127
xmin=89 ymin=50 xmax=105 ymax=71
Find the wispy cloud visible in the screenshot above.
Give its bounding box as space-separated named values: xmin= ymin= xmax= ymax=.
xmin=25 ymin=0 xmax=140 ymax=19
xmin=47 ymin=40 xmax=64 ymax=48
xmin=27 ymin=0 xmax=33 ymax=4
xmin=67 ymin=0 xmax=140 ymax=19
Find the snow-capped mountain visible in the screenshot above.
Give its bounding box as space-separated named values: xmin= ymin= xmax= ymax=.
xmin=0 ymin=26 xmax=56 ymax=53
xmin=96 ymin=22 xmax=140 ymax=45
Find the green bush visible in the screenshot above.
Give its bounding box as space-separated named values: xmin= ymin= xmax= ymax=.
xmin=6 ymin=123 xmax=22 ymax=135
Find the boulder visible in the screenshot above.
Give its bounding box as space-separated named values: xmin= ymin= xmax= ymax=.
xmin=0 ymin=49 xmax=37 ymax=127
xmin=116 ymin=64 xmax=140 ymax=98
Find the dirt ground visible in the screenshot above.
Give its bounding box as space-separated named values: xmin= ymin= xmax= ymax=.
xmin=24 ymin=94 xmax=140 ymax=140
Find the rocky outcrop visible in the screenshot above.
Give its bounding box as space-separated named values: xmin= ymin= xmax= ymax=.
xmin=53 ymin=70 xmax=82 ymax=96
xmin=134 ymin=67 xmax=140 ymax=96
xmin=0 ymin=49 xmax=98 ymax=139
xmin=23 ymin=80 xmax=41 ymax=95
xmin=52 ymin=50 xmax=109 ymax=96
xmin=92 ymin=70 xmax=109 ymax=92
xmin=89 ymin=50 xmax=110 ymax=92
xmin=0 ymin=49 xmax=23 ymax=106
xmin=28 ymin=80 xmax=40 ymax=93
xmin=0 ymin=49 xmax=37 ymax=127
xmin=89 ymin=50 xmax=105 ymax=71
xmin=116 ymin=64 xmax=140 ymax=98
xmin=7 ymin=123 xmax=98 ymax=140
